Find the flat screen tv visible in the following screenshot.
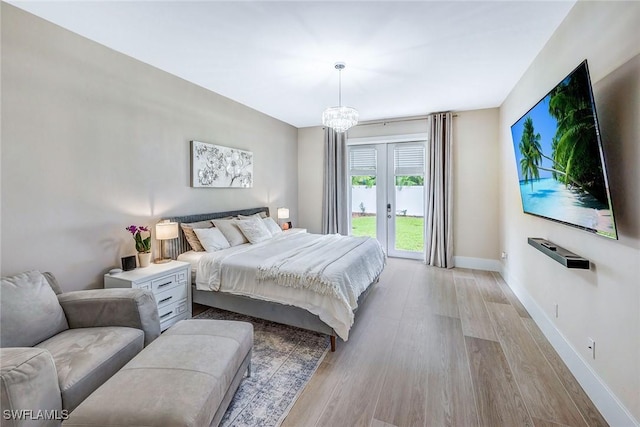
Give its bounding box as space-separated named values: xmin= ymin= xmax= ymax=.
xmin=510 ymin=60 xmax=617 ymax=239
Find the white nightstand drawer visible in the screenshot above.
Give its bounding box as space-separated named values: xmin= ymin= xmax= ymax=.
xmin=154 ymin=282 xmax=187 ymax=309
xmin=152 ymin=274 xmax=178 ymax=293
xmin=136 ymin=281 xmax=152 ymax=291
xmin=158 ymin=299 xmax=189 ymax=331
xmin=104 ymin=260 xmax=192 ymax=332
xmin=176 ymin=270 xmax=187 ymax=282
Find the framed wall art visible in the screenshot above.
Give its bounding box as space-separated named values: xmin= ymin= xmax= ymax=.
xmin=190 ymin=140 xmax=253 ymax=188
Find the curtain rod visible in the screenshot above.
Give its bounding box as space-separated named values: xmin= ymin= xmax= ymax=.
xmin=356 ymin=113 xmax=458 ymax=127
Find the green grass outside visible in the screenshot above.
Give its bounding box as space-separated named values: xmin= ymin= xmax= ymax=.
xmin=351 ymin=215 xmax=424 ymax=252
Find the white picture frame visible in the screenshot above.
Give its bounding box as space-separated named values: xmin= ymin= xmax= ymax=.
xmin=190 ymin=140 xmax=253 ymax=188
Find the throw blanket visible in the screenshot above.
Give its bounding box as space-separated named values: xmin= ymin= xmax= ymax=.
xmin=257 ymin=234 xmax=369 ymax=305
xmin=197 ymin=240 xmax=259 ymax=291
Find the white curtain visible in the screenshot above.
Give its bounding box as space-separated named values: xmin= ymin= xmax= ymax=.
xmin=322 ymin=128 xmax=349 ymax=235
xmin=424 ymin=112 xmax=454 ymax=268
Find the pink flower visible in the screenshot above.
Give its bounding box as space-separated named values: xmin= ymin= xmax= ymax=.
xmin=125 ymin=225 xmax=151 ymax=253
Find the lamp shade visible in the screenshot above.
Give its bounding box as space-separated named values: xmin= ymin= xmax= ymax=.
xmin=277 ymin=208 xmax=289 ymax=220
xmin=156 ymin=221 xmax=179 ymax=240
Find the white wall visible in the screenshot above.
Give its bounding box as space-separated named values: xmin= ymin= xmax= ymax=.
xmin=297 ymin=112 xmax=500 ymax=268
xmin=1 ymin=4 xmax=298 ymax=291
xmin=453 ymin=109 xmax=500 ymax=265
xmin=498 ymin=1 xmax=640 ymax=422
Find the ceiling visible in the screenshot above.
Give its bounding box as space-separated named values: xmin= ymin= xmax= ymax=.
xmin=9 ymin=1 xmax=576 ymax=128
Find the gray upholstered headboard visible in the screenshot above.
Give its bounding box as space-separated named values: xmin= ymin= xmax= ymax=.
xmin=162 ymin=206 xmax=270 ymax=259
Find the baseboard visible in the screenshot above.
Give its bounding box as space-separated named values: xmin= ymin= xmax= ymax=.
xmin=454 ymin=256 xmax=501 ymax=272
xmin=501 ymin=266 xmax=639 ymax=427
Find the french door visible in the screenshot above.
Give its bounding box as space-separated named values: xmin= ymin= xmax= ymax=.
xmin=348 ymin=142 xmax=425 ymax=259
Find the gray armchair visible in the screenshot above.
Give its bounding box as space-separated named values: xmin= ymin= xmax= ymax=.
xmin=1 ymin=271 xmax=160 ymax=424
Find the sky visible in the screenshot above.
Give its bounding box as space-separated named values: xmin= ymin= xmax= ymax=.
xmin=510 ymin=94 xmax=559 ymax=182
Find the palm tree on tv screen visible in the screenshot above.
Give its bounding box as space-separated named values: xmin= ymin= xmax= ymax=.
xmin=548 ymin=66 xmax=607 ymax=203
xmin=519 ymin=116 xmax=570 ymax=187
xmin=519 ymin=116 xmax=542 ymax=189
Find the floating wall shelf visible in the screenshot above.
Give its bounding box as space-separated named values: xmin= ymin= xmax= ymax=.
xmin=527 ymin=238 xmax=590 ymax=269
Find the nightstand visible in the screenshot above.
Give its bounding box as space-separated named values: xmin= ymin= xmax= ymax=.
xmin=104 ymin=260 xmax=191 ymax=331
xmin=284 ymin=228 xmax=307 ymax=235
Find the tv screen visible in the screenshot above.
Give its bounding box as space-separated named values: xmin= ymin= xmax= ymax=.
xmin=510 ymin=60 xmax=617 ymax=239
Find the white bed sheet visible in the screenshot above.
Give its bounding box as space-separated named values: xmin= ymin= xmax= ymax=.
xmin=178 ymin=233 xmax=385 ymax=340
xmin=178 ymin=249 xmax=207 ymax=282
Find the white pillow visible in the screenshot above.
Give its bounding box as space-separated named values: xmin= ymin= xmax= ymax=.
xmin=236 ymin=218 xmax=272 ymax=244
xmin=263 ymin=217 xmax=283 ymax=236
xmin=193 ymin=227 xmax=231 ymax=252
xmin=211 ymin=219 xmax=249 ymax=246
xmin=237 ymin=212 xmax=267 ymax=220
xmin=180 ymin=220 xmax=213 ymax=252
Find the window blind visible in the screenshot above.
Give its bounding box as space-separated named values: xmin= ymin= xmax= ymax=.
xmin=349 ymin=147 xmax=377 ymax=175
xmin=394 ymin=145 xmax=425 ymax=175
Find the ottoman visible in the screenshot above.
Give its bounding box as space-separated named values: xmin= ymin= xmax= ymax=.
xmin=63 ymin=319 xmax=253 ymax=427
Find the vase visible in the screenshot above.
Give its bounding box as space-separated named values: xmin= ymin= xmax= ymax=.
xmin=138 ymin=252 xmax=151 ymax=268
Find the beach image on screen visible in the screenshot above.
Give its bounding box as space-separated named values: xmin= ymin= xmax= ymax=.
xmin=510 ymin=62 xmax=617 ymax=239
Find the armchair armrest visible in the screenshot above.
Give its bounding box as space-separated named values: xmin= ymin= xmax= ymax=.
xmin=58 ymin=289 xmax=160 ymax=347
xmin=1 ymin=348 xmax=63 ymax=426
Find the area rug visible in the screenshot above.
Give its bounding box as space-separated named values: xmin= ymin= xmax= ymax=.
xmin=194 ymin=307 xmax=329 ymax=427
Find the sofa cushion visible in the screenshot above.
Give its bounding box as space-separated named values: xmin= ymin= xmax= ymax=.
xmin=63 ymin=319 xmax=253 ymax=427
xmin=43 ymin=271 xmax=64 ymax=295
xmin=36 ymin=326 xmax=143 ymax=412
xmin=1 ymin=271 xmax=69 ymax=347
xmin=1 ymin=347 xmax=63 ymax=424
xmin=164 ymin=319 xmax=253 ymax=364
xmin=135 ymin=320 xmax=253 ymax=395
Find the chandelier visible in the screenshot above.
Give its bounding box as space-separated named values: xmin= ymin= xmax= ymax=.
xmin=322 ymin=62 xmax=359 ymax=133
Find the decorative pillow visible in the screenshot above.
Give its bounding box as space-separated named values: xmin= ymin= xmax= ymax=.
xmin=211 ymin=219 xmax=249 ymax=246
xmin=237 ymin=212 xmax=268 ymax=220
xmin=263 ymin=217 xmax=283 ymax=236
xmin=236 ymin=218 xmax=273 ymax=244
xmin=193 ymin=228 xmax=231 ymax=252
xmin=1 ymin=271 xmax=69 ymax=347
xmin=180 ymin=220 xmax=214 ymax=252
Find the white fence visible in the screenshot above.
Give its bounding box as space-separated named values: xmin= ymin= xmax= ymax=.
xmin=351 ymin=186 xmax=424 ymax=216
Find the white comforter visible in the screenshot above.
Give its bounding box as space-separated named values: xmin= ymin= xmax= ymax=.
xmin=192 ymin=232 xmax=385 ymax=340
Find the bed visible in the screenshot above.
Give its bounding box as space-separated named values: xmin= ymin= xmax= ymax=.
xmin=163 ymin=207 xmax=385 ymax=351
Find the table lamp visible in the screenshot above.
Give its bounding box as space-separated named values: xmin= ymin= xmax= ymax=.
xmin=277 ymin=207 xmax=290 ymax=230
xmin=155 ymin=220 xmax=179 ymax=263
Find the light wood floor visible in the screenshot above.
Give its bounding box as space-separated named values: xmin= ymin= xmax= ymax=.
xmin=282 ymin=258 xmax=608 ymax=427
